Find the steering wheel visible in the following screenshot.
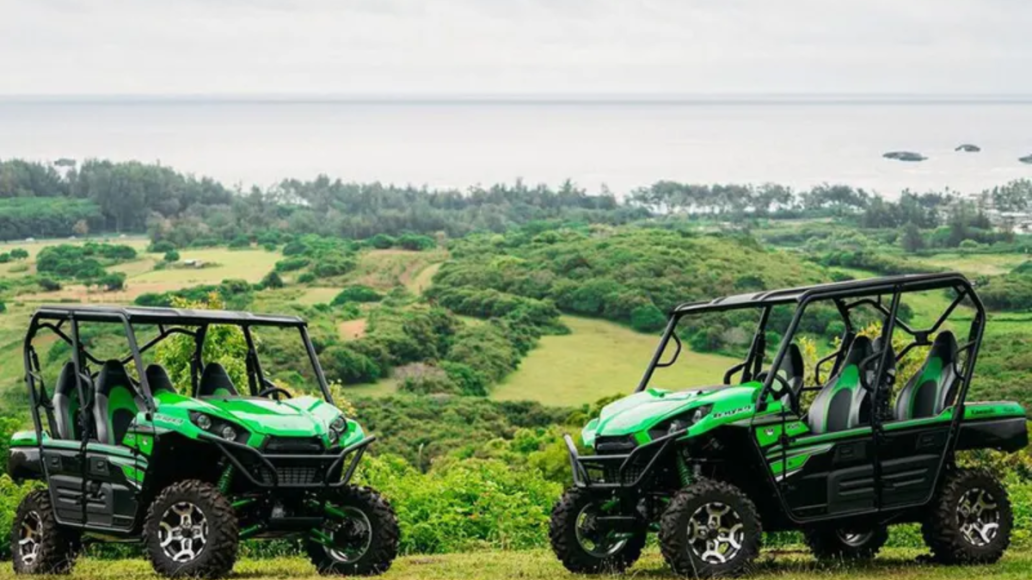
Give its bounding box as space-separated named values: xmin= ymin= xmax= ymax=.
xmin=258 ymin=386 xmax=292 ymax=400
xmin=757 ymin=371 xmax=799 ymax=414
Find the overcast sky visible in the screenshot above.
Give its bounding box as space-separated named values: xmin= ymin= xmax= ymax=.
xmin=1 ymin=0 xmax=1031 ymax=97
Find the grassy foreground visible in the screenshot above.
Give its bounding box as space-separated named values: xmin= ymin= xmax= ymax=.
xmin=5 ymin=549 xmax=1030 ymax=580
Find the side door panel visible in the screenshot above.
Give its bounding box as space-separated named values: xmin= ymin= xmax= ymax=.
xmin=879 ymin=421 xmax=951 ymax=508
xmin=41 ymin=442 xmax=86 ymax=525
xmin=83 ymin=443 xmax=144 ymax=532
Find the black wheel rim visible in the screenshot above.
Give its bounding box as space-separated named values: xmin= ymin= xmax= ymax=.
xmin=687 ymin=501 xmax=744 ymax=564
xmin=957 ymin=488 xmax=1000 ymax=547
xmin=323 ymin=506 xmax=373 ymax=563
xmin=19 ymin=510 xmax=42 ymax=566
xmin=574 ymin=503 xmax=629 ymax=558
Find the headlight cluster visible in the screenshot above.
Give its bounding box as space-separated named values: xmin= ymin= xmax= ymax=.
xmin=649 ymin=405 xmax=713 ymax=440
xmin=326 ymin=415 xmax=348 ymax=445
xmin=190 ymin=412 xmax=248 ymax=444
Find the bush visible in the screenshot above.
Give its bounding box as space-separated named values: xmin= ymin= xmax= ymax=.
xmin=368 ymin=234 xmax=396 ymax=249
xmin=313 ymin=255 xmax=356 ymax=278
xmin=0 ymin=253 xmax=10 ymax=263
xmin=37 ymin=278 xmax=61 ymax=292
xmin=9 ymin=248 xmax=29 ymax=260
xmin=321 ymin=345 xmax=381 ymax=384
xmin=260 ymin=270 xmax=284 ymax=289
xmin=331 ymin=285 xmax=383 ymax=305
xmin=397 ymin=233 xmax=436 ymax=251
xmin=99 ymin=272 xmax=126 ymax=291
xmin=297 ymin=272 xmax=316 ymax=284
xmin=630 ymin=303 xmax=667 ymax=332
xmin=148 ymin=240 xmax=176 ymax=253
xmin=440 ymin=361 xmax=489 ymax=397
xmin=274 ymin=257 xmax=310 ymax=272
xmin=282 ymin=240 xmax=309 ymax=256
xmin=0 ymin=301 xmax=6 ymax=313
xmin=358 ymin=454 xmax=561 ymax=554
xmin=228 ymin=235 xmax=251 ymax=249
xmin=163 ymin=249 xmax=180 ymax=262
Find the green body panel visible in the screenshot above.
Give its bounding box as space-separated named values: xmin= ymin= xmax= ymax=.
xmin=151 ymin=391 xmax=364 ymax=449
xmin=583 ymin=382 xmax=778 ymax=446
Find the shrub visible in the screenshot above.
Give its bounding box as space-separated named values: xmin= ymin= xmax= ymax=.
xmin=9 ymin=248 xmax=29 ymax=260
xmin=0 ymin=301 xmax=6 ymax=313
xmin=0 ymin=253 xmax=10 ymax=263
xmin=163 ymin=249 xmax=180 ymax=262
xmin=297 ymin=272 xmax=316 ymax=284
xmin=282 ymin=240 xmax=309 ymax=256
xmin=274 ymin=257 xmax=310 ymax=272
xmin=260 ymin=271 xmax=284 ymax=289
xmin=313 ymin=255 xmax=356 ymax=278
xmin=368 ymin=234 xmax=396 ymax=249
xmin=630 ymin=303 xmax=667 ymax=332
xmin=321 ymin=345 xmax=381 ymax=384
xmin=440 ymin=361 xmax=489 ymax=397
xmin=100 ymin=272 xmax=126 ymax=291
xmin=148 ymin=240 xmax=176 ymax=253
xmin=228 ymin=235 xmax=251 ymax=249
xmin=397 ymin=233 xmax=436 ymax=251
xmin=331 ymin=285 xmax=383 ymax=305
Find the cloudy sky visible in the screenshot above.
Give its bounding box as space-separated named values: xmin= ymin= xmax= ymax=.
xmin=1 ymin=0 xmax=1030 ymax=96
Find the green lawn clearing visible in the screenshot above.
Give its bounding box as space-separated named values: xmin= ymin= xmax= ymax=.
xmin=492 ymin=316 xmax=740 ymax=407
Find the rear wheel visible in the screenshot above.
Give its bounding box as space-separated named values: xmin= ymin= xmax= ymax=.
xmin=804 ymin=525 xmax=888 ymax=561
xmin=304 ymin=486 xmax=399 ymax=576
xmin=659 ymin=479 xmax=762 ymax=578
xmin=144 ymin=480 xmax=239 ymax=579
xmin=549 ymin=488 xmax=646 ymax=574
xmin=923 ymin=469 xmax=1012 ymax=564
xmin=11 ymin=491 xmax=80 ymax=575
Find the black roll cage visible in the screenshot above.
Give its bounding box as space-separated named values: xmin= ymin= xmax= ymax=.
xmin=22 ymin=305 xmax=338 ymax=447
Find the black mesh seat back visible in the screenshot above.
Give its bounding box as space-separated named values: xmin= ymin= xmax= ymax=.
xmin=93 ymin=360 xmax=142 ymax=445
xmin=198 ymin=362 xmax=238 ymax=397
xmin=807 ymin=336 xmax=873 ymax=434
xmin=52 ymin=362 xmax=81 ymax=440
xmin=894 ymin=331 xmax=959 ymax=421
xmin=146 ymin=364 xmax=176 ymax=397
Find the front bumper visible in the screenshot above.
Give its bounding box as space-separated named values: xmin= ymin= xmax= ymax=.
xmin=202 ymin=432 xmax=375 ymax=489
xmin=564 ymin=430 xmax=682 ymax=490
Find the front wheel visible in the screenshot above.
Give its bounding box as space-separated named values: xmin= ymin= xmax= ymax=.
xmin=923 ymin=468 xmax=1012 ymax=564
xmin=659 ymin=479 xmax=762 ymax=578
xmin=804 ymin=525 xmax=888 ymax=561
xmin=144 ymin=480 xmax=239 ymax=579
xmin=549 ymin=487 xmax=646 ymax=574
xmin=305 ymin=486 xmax=399 ymax=576
xmin=11 ymin=490 xmax=81 ymax=575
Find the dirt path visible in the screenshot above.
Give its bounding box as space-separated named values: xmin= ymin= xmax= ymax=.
xmin=338 ymin=319 xmax=367 ymax=341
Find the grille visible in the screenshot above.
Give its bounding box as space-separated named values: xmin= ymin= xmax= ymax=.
xmin=248 ymin=462 xmax=323 ymax=486
xmin=264 ymin=436 xmax=324 ymax=454
xmin=595 ymin=436 xmax=636 ymax=454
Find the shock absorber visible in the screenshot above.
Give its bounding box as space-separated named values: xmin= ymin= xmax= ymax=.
xmin=676 ymin=453 xmax=693 ymax=488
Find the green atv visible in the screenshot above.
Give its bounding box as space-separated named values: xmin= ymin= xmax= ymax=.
xmin=7 ymin=306 xmax=398 ymax=578
xmin=551 ymin=273 xmax=1028 ymax=577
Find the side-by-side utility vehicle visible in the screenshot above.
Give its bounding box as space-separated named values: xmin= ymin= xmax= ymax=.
xmin=550 ymin=273 xmax=1027 ymax=577
xmin=8 ymin=306 xmax=398 ymax=578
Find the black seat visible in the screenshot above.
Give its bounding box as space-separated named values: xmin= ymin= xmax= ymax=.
xmin=198 ymin=363 xmax=238 ymax=397
xmin=807 ymin=336 xmax=873 ymax=434
xmin=781 ymin=343 xmax=805 ymax=393
xmin=52 ymin=362 xmax=83 ymax=440
xmin=894 ymin=331 xmax=960 ymax=421
xmin=93 ymin=360 xmax=143 ymax=446
xmin=145 ymin=364 xmax=176 ymax=396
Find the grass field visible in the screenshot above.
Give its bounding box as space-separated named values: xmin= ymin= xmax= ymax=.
xmin=912 ymin=252 xmax=1028 ymax=277
xmin=4 ymin=549 xmax=1029 ymax=580
xmin=493 ymin=316 xmax=740 ymax=407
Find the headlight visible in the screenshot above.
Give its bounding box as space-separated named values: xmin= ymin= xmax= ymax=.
xmin=189 ymin=412 xmax=247 ymax=443
xmin=650 ymin=405 xmax=713 ymax=439
xmin=330 ymin=415 xmax=347 ymax=432
xmin=327 ymin=429 xmax=340 ymax=445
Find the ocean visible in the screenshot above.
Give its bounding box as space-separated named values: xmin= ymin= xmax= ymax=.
xmin=1 ymin=97 xmax=1031 ymax=197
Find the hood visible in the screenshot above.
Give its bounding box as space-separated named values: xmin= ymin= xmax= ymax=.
xmin=583 ymin=383 xmax=763 ymax=446
xmin=156 ymin=392 xmax=342 ymax=439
